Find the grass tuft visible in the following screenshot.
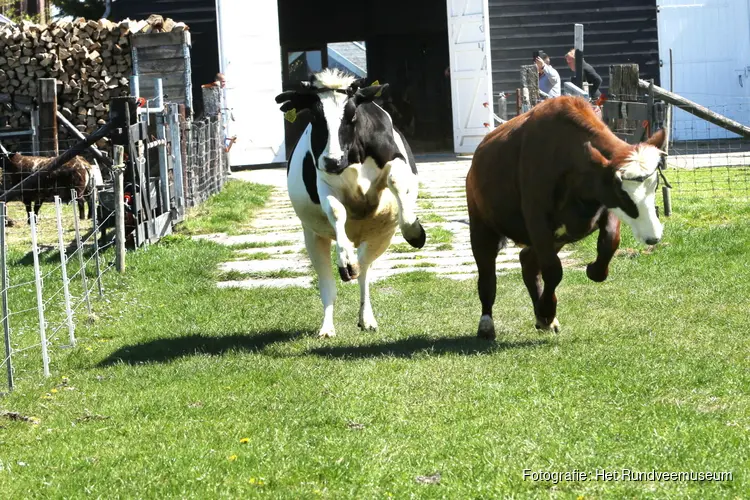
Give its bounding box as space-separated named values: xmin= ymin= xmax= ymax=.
xmin=175 ymin=180 xmax=272 ymax=235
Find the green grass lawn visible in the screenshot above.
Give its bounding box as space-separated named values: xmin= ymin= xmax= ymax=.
xmin=0 ymin=172 xmax=748 ymax=498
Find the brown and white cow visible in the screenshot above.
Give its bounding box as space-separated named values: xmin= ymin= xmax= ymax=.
xmin=466 ymin=96 xmax=668 ymax=339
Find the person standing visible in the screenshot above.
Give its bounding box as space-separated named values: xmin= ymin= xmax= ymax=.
xmin=535 ymin=51 xmax=561 ymax=98
xmin=565 ymin=49 xmax=602 ymax=99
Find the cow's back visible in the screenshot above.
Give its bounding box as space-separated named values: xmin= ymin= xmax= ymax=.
xmin=466 ymin=110 xmax=530 ymax=236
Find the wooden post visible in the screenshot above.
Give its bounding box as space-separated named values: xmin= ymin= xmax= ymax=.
xmin=202 ymin=86 xmax=222 ymax=117
xmin=521 ymin=65 xmax=539 ymax=105
xmin=515 ymin=88 xmax=522 ymax=115
xmin=610 ymin=64 xmax=640 ymax=101
xmin=113 ymin=146 xmax=126 ymax=273
xmin=574 ymin=24 xmax=584 ymax=90
xmin=38 ymin=78 xmax=58 ymax=156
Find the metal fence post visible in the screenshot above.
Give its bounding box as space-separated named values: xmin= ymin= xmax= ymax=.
xmin=168 ymin=104 xmax=185 ymax=214
xmin=54 ymin=197 xmax=75 ymax=346
xmin=113 ymin=146 xmax=126 ymax=273
xmin=155 ymin=79 xmax=171 ymax=215
xmin=1 ymin=203 xmax=14 ymax=391
xmin=91 ymin=188 xmax=104 ymax=298
xmin=29 ymin=213 xmax=50 ymax=377
xmin=71 ymin=188 xmax=92 ymax=316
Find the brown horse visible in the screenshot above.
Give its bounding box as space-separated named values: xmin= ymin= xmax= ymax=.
xmin=466 ymin=96 xmax=667 ymax=339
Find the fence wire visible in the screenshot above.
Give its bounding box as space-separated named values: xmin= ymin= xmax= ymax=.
xmin=0 ymin=191 xmax=116 ymax=391
xmin=183 ymin=115 xmax=228 ymax=209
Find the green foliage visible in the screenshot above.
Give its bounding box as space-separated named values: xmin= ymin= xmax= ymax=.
xmin=50 ymin=0 xmax=106 ymax=20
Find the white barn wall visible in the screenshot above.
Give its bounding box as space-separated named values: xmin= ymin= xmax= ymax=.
xmin=216 ymin=0 xmax=286 ymax=167
xmin=657 ymin=0 xmax=750 ymax=140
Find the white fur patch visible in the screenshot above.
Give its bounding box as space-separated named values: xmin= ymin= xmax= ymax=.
xmin=620 ymin=145 xmax=662 ymax=179
xmin=313 ymin=68 xmax=356 ymax=90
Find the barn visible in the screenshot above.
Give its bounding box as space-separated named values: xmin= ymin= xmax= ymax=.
xmin=109 ymin=0 xmax=748 ymax=167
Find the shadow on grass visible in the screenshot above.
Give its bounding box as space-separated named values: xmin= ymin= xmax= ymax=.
xmin=97 ymin=330 xmax=309 ymax=366
xmin=306 ymin=335 xmax=550 ymax=359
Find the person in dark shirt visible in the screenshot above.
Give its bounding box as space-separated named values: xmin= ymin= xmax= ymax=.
xmin=565 ymin=48 xmax=602 ymax=99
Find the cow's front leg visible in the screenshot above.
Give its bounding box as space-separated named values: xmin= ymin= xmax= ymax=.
xmin=534 ymin=249 xmax=563 ymax=333
xmin=386 ymin=158 xmax=426 ymax=249
xmin=587 ymin=210 xmax=621 ymax=282
xmin=320 ymin=188 xmax=359 ymax=282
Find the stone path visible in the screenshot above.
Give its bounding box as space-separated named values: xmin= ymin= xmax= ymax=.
xmin=194 ymin=159 xmax=574 ymax=289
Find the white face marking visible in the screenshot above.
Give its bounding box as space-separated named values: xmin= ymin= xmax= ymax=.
xmin=310 ymin=68 xmax=357 ymax=170
xmin=318 ymin=91 xmax=348 ymax=165
xmin=611 ymin=146 xmax=664 ymax=245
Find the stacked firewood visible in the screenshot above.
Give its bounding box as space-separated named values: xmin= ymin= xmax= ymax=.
xmin=0 ymin=15 xmax=187 ymax=144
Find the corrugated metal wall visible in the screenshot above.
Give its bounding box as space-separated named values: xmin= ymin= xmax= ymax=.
xmin=488 ymin=0 xmax=660 ymax=105
xmin=110 ymin=0 xmax=219 ymax=115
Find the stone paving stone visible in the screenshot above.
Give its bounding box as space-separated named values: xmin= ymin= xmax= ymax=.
xmin=199 ymin=161 xmax=581 ymax=289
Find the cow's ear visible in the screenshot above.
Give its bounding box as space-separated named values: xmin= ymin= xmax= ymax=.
xmin=354 ymin=83 xmax=389 ymax=104
xmin=646 ymin=127 xmax=667 ymax=151
xmin=348 ymin=78 xmax=367 ymax=94
xmin=583 ymin=141 xmax=609 ymax=168
xmin=274 ymin=90 xmax=318 ymax=116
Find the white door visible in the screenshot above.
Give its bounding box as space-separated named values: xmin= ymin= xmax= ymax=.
xmin=446 ymin=0 xmax=494 ymax=154
xmin=657 ymin=0 xmax=750 ymax=140
xmin=216 ymin=0 xmax=286 ymax=166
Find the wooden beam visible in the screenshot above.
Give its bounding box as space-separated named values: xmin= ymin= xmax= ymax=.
xmin=56 ymin=111 xmax=113 ymax=168
xmin=638 ymin=79 xmax=750 ymax=139
xmin=38 ymin=79 xmax=58 ymax=156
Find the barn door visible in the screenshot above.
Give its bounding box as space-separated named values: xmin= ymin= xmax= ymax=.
xmin=446 ymin=0 xmax=494 ymax=154
xmin=657 ymin=0 xmax=750 ymax=140
xmin=216 ymin=0 xmax=286 ymax=167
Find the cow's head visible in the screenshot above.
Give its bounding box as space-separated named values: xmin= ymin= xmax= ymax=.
xmin=586 ymin=128 xmax=668 ymax=245
xmin=275 ymin=69 xmax=389 ymax=173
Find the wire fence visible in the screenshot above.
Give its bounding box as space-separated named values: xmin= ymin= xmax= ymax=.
xmin=664 ymin=102 xmax=750 ymax=201
xmin=0 ymin=103 xmax=230 ymax=393
xmin=0 ymin=193 xmax=115 ymax=393
xmin=184 ymin=115 xmax=228 ymax=209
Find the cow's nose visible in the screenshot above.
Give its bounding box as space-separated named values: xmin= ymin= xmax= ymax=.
xmin=645 ymin=237 xmax=660 ymax=245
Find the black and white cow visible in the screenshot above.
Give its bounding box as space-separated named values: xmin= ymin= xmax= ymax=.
xmin=275 ymin=69 xmax=426 ymax=337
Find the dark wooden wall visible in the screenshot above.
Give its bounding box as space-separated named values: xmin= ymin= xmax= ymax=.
xmin=278 ymin=0 xmax=453 ymax=153
xmin=488 ymin=0 xmax=660 ymax=108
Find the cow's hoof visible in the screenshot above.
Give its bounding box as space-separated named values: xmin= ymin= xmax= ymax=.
xmin=404 ymin=220 xmax=426 ymax=249
xmin=535 ymin=317 xmax=561 ymax=333
xmin=338 ymin=263 xmax=360 ymax=282
xmin=477 ymin=315 xmax=496 ymax=340
xmin=318 ymin=327 xmax=336 ymax=338
xmin=586 ymin=263 xmax=608 ymax=283
xmin=357 ymin=319 xmax=378 ymax=332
